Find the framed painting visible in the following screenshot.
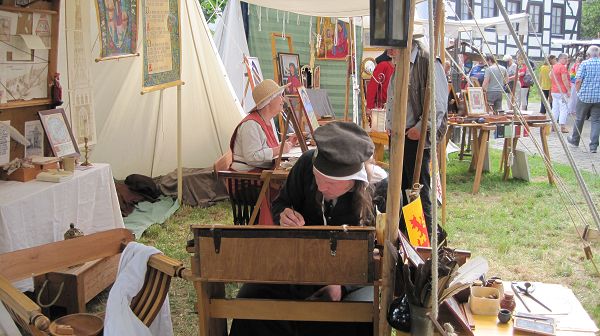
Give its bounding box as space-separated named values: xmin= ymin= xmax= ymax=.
xmin=142 ymin=0 xmax=182 ymax=93
xmin=313 ymin=66 xmax=321 ymax=89
xmin=95 ymin=0 xmax=139 ymax=59
xmin=466 ymin=87 xmax=486 ymax=115
xmin=278 ymin=52 xmax=301 ymax=95
xmin=298 ymin=86 xmax=319 ymax=136
xmin=316 ymin=17 xmax=350 ymax=60
xmin=38 ymin=108 xmax=80 ymax=158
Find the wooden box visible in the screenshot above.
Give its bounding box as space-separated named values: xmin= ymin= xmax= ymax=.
xmin=6 ymin=162 xmax=60 ymax=182
xmin=33 ymin=254 xmax=120 ymax=314
xmin=191 ymin=225 xmax=375 ymax=285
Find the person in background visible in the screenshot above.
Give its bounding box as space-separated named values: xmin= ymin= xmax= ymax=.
xmin=366 ymin=49 xmax=397 ymax=125
xmin=568 ymin=56 xmax=583 ymax=115
xmin=468 ymin=58 xmax=487 ymax=87
xmin=482 ymin=54 xmax=508 ymax=112
xmin=518 ymin=57 xmax=532 ymax=110
xmin=504 ymin=54 xmax=520 ymax=107
xmin=384 ymin=39 xmax=449 ymax=241
xmin=230 ymin=121 xmax=376 ymax=336
xmin=550 ymin=53 xmax=571 ymax=133
xmin=568 ymin=46 xmax=600 ymax=153
xmin=538 ymin=55 xmax=556 ymax=114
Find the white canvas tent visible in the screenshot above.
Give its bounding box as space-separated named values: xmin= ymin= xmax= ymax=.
xmin=58 ymin=0 xmax=244 ymax=179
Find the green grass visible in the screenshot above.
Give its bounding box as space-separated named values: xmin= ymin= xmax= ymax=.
xmin=104 ymin=148 xmax=598 ymax=335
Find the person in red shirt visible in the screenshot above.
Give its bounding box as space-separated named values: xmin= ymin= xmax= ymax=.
xmin=366 ymin=49 xmax=396 ymax=126
xmin=550 ymin=53 xmax=571 ymax=133
xmin=518 ymin=59 xmax=530 ymax=110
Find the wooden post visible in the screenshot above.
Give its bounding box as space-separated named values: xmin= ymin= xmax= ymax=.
xmin=177 ymin=85 xmax=183 ymax=204
xmin=378 ymin=3 xmax=416 ymax=335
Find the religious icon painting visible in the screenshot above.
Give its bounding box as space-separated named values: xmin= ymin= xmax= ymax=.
xmin=38 ymin=108 xmax=80 ymax=158
xmin=466 ymin=87 xmax=486 ymax=116
xmin=278 ymin=52 xmax=301 ymax=96
xmin=95 ymin=0 xmax=139 ymax=59
xmin=315 ymin=17 xmax=350 ymax=60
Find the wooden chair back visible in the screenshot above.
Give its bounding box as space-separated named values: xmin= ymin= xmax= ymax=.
xmin=217 ymin=171 xmax=264 ymax=225
xmin=0 ymin=229 xmax=190 ymax=335
xmin=213 ymin=150 xmax=232 ymax=177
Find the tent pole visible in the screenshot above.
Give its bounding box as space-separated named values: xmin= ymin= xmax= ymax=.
xmin=379 ymin=3 xmax=416 ymax=335
xmin=437 ymin=0 xmax=448 ymax=228
xmin=494 ymin=0 xmax=600 ymax=232
xmin=177 ymin=85 xmax=183 ymax=205
xmin=428 ymin=0 xmax=439 ymax=324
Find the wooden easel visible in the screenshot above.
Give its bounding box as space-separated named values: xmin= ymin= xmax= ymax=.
xmin=270 ymin=33 xmax=294 ymax=84
xmin=241 ymin=55 xmax=260 ymax=110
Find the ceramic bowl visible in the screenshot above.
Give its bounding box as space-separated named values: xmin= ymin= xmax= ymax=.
xmin=49 ymin=313 xmax=103 ymax=336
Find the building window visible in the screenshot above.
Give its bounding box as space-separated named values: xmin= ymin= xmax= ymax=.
xmin=506 ymin=0 xmax=521 ymax=14
xmin=528 ymin=2 xmax=543 ymax=34
xmin=456 ymin=0 xmax=473 ymax=20
xmin=551 ymin=5 xmax=564 ymax=35
xmin=482 ymin=0 xmax=496 ymax=18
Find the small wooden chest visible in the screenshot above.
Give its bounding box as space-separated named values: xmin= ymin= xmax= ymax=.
xmin=33 ymin=254 xmax=120 ymax=314
xmin=191 ymin=225 xmax=375 ymax=285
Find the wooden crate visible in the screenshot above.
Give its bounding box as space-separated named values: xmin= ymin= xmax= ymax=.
xmin=33 ymin=254 xmax=120 ymax=314
xmin=191 ymin=225 xmax=375 ymax=285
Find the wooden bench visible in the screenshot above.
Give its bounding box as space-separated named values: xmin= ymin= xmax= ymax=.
xmin=188 ymin=225 xmax=380 ymax=336
xmin=0 ymin=228 xmax=191 ymax=335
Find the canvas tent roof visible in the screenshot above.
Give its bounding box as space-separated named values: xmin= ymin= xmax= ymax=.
xmin=551 ymin=39 xmax=600 ymax=47
xmin=58 ymin=0 xmax=243 ymax=179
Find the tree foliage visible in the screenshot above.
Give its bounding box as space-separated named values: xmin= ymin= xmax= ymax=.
xmin=200 ymin=0 xmax=227 ymax=23
xmin=581 ymin=0 xmax=600 ymax=38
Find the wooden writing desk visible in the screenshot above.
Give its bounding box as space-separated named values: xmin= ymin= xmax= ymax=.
xmin=188 ymin=225 xmax=379 ymax=336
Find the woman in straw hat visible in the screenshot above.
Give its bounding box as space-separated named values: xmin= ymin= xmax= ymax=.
xmin=230 ymin=121 xmax=375 ymax=336
xmin=230 ymin=79 xmax=296 ymax=172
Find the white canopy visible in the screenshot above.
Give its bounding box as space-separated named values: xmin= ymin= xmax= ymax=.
xmin=241 ymin=0 xmax=372 ymax=17
xmin=59 ymin=0 xmax=243 ymax=179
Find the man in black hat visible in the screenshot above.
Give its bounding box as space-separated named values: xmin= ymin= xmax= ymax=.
xmin=229 ymin=121 xmax=375 ymax=336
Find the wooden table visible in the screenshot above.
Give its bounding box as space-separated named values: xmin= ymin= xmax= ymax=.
xmin=396 ymin=282 xmax=598 ymax=335
xmin=448 ymin=120 xmax=553 ymax=194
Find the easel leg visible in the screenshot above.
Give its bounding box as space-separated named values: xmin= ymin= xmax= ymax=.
xmin=540 ymin=125 xmax=554 ymax=185
xmin=503 ymin=138 xmax=518 ymax=181
xmin=500 ymin=138 xmax=509 ymax=172
xmin=473 ymin=130 xmax=489 ymax=194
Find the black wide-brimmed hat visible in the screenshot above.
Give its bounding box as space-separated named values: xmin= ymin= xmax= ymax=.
xmin=313 ymin=121 xmax=374 ymax=180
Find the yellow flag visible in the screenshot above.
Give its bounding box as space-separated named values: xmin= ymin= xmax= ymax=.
xmin=402 ymin=197 xmax=430 ymax=247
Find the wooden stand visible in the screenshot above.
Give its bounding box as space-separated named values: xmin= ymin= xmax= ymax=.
xmin=33 ymin=255 xmax=120 ymax=315
xmin=189 ymin=225 xmax=379 ymax=336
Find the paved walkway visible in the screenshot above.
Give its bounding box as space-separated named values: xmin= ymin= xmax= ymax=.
xmin=487 ymin=101 xmax=599 ymax=174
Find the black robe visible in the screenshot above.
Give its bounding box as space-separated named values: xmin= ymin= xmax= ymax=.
xmin=229 ymin=150 xmax=373 ymax=336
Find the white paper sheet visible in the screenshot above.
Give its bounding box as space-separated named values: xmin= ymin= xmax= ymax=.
xmin=8 ymin=35 xmax=32 ymax=60
xmin=32 ymin=12 xmax=51 ymax=48
xmin=20 ymin=34 xmax=48 ymax=49
xmin=0 ymin=121 xmax=10 ymax=165
xmin=24 ymin=120 xmax=44 ymax=158
xmin=0 ymin=10 xmax=18 ymax=42
xmin=1 ymin=63 xmax=48 ymax=100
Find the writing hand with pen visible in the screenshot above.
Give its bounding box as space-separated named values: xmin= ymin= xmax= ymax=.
xmin=280 ymin=207 xmax=305 ymax=227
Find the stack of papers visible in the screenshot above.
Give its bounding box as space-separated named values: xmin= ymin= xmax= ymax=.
xmin=36 ymin=170 xmax=73 ymax=183
xmin=30 ymin=156 xmax=60 ymax=165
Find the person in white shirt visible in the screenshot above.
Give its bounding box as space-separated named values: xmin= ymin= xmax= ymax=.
xmin=229 ymin=79 xmax=296 ymax=171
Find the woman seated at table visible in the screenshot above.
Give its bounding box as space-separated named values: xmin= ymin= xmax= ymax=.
xmin=229 ymin=121 xmax=375 ymax=336
xmin=230 ymin=79 xmax=295 ymax=172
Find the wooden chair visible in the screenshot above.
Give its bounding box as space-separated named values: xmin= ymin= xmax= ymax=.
xmin=0 ymin=229 xmax=191 ymax=335
xmin=218 ymin=170 xmax=265 ymax=225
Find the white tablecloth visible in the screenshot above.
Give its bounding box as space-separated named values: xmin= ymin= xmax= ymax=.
xmin=0 ymin=163 xmax=124 ymax=254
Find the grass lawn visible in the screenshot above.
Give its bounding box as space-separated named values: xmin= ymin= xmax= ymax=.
xmin=133 ymin=148 xmax=599 ymax=335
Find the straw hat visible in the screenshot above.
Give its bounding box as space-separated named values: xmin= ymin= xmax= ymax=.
xmin=251 ymin=79 xmax=290 ymax=112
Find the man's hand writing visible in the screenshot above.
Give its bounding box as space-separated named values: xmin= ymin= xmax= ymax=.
xmin=280 ymin=208 xmax=305 ymax=227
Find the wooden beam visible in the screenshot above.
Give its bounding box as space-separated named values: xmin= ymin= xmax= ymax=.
xmin=209 ymin=299 xmax=373 ymax=322
xmin=379 ymin=2 xmax=417 ymax=334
